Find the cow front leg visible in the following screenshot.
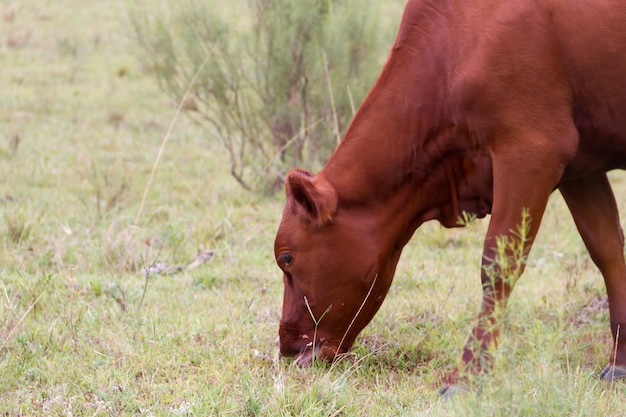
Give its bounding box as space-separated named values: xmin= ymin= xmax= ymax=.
xmin=461 ymin=208 xmax=534 ymax=370
xmin=440 ymin=143 xmax=568 ymax=396
xmin=560 ymin=174 xmax=626 ymax=380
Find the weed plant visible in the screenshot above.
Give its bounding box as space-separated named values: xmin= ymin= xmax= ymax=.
xmin=131 ymin=0 xmax=394 ymax=193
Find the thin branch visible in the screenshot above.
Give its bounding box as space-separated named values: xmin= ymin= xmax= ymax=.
xmin=347 ymin=85 xmax=356 ymax=117
xmin=2 ymin=291 xmax=45 ymax=348
xmin=611 ymin=324 xmax=621 ymax=383
xmin=334 ymin=274 xmax=378 ymax=361
xmin=322 ymin=50 xmax=341 ymax=145
xmin=135 ymin=248 xmax=163 ymax=318
xmin=134 ymin=53 xmax=211 ymax=226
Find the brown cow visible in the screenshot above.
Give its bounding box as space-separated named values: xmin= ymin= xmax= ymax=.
xmin=274 ymin=0 xmax=626 ymax=394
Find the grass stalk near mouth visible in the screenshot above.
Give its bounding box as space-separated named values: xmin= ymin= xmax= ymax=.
xmin=303 ymin=296 xmax=333 ymax=366
xmin=1 ymin=0 xmax=626 ymax=415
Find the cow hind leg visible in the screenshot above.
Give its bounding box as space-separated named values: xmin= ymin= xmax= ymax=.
xmin=440 ymin=136 xmax=571 ymax=396
xmin=560 ymin=174 xmax=626 ymax=381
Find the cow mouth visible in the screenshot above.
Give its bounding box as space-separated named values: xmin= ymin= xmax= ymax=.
xmin=293 ymin=345 xmax=320 ymax=367
xmin=289 ymin=339 xmax=346 ymax=367
xmin=278 ymin=323 xmax=343 ymax=365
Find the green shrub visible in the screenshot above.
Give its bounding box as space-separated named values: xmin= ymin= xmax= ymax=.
xmin=131 ymin=0 xmax=394 ymax=193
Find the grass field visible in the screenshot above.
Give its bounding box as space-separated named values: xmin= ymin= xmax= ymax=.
xmin=1 ymin=1 xmax=625 ymax=415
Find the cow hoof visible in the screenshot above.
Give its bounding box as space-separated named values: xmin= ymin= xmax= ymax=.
xmin=438 ymin=383 xmax=468 ymax=399
xmin=600 ymin=364 xmax=626 ymax=381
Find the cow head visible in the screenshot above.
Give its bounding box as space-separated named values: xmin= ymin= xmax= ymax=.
xmin=275 ymin=169 xmax=402 ymax=365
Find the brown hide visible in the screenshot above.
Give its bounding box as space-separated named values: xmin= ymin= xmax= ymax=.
xmin=274 ymin=0 xmax=626 ymax=384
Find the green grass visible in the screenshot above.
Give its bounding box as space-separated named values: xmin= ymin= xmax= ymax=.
xmin=1 ymin=0 xmax=625 ymax=415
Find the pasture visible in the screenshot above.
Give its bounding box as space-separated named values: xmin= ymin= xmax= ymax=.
xmin=1 ymin=0 xmax=625 ymax=415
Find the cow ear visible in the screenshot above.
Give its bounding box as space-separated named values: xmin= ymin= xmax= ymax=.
xmin=286 ymin=169 xmax=337 ymax=226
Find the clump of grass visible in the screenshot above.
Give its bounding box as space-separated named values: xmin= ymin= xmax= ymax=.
xmin=84 ymin=159 xmax=130 ymax=223
xmin=101 ymin=223 xmax=153 ymax=273
xmin=4 ymin=210 xmax=33 ymax=245
xmin=0 ymin=133 xmax=20 ymax=159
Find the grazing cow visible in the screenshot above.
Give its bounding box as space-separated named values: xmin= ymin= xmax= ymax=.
xmin=274 ymin=0 xmax=626 ymax=394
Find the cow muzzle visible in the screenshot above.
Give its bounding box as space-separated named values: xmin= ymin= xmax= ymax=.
xmin=277 ymin=335 xmax=344 ymax=367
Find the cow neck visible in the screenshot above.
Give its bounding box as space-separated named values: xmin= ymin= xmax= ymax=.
xmin=323 ymin=122 xmax=467 ymax=248
xmin=320 ymin=11 xmax=461 ymax=243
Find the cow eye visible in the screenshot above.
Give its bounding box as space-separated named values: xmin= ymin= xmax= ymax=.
xmin=277 ymin=253 xmax=293 ymax=268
